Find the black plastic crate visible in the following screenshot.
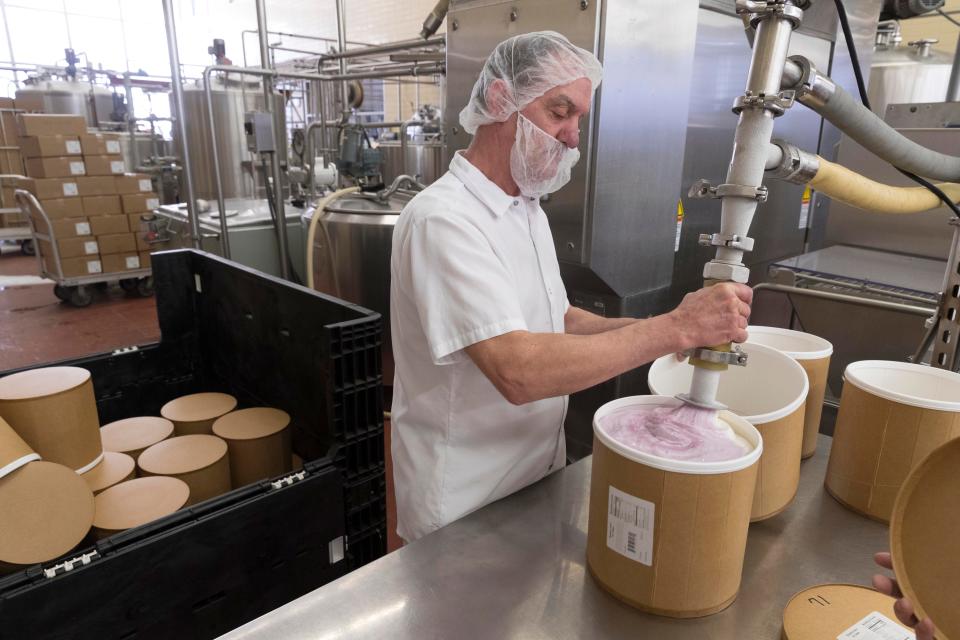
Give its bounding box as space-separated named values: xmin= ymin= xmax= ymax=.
xmin=334 ymin=430 xmax=387 ymax=481
xmin=0 ymin=250 xmax=387 ymax=637
xmin=0 ymin=463 xmax=347 ymax=640
xmin=346 ymin=526 xmax=388 ymax=569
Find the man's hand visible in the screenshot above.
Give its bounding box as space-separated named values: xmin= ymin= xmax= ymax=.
xmin=873 ymin=552 xmax=936 ymax=640
xmin=668 ymin=283 xmax=752 ymax=352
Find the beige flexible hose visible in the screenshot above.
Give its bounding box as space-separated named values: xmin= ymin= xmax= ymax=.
xmin=810 ymin=157 xmax=960 ymax=214
xmin=306 ymin=187 xmax=360 ymax=290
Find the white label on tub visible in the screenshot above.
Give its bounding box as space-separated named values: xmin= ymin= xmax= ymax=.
xmin=110 ymin=161 xmax=125 ymax=174
xmin=62 ymin=182 xmax=78 ymax=196
xmin=106 ymin=140 xmax=121 ymax=154
xmin=70 ymin=161 xmax=85 ymax=175
xmin=86 ymin=260 xmax=102 ymax=274
xmin=606 ymin=486 xmax=654 ymax=566
xmin=146 ymin=197 xmax=159 ymax=209
xmin=138 ymin=179 xmax=151 ymax=191
xmin=65 ymin=140 xmax=81 ymax=154
xmin=83 ymin=241 xmax=98 ymax=254
xmin=125 ymin=256 xmax=140 ymax=269
xmin=837 ymin=612 xmax=915 ymax=640
xmin=75 ymin=222 xmax=91 ymax=235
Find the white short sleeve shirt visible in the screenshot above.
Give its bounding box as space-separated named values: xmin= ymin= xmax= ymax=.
xmin=390 ymin=151 xmax=570 ymax=542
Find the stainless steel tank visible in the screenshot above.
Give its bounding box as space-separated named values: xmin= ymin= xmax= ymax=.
xmin=117 ymin=131 xmax=171 ymax=171
xmin=379 ymin=138 xmax=444 ymax=185
xmin=177 ymin=77 xmax=287 ymax=201
xmin=303 ymin=192 xmax=411 ymax=384
xmin=15 ymin=79 xmax=115 ymax=127
xmin=869 ymin=37 xmax=955 ymax=117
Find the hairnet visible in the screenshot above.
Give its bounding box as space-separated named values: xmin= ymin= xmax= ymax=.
xmin=458 ymin=31 xmax=602 ymax=135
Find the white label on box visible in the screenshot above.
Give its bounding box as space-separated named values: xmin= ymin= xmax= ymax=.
xmin=65 ymin=140 xmax=82 ymax=154
xmin=62 ymin=182 xmax=78 ymax=197
xmin=83 ymin=241 xmax=98 ymax=255
xmin=606 ymin=486 xmax=654 ymax=566
xmin=106 ymin=140 xmax=121 ymax=154
xmin=110 ymin=161 xmax=125 ymax=174
xmin=70 ymin=161 xmax=85 ymax=175
xmin=138 ymin=179 xmax=152 ymax=191
xmin=125 ymin=256 xmax=140 ymax=269
xmin=86 ymin=260 xmax=102 ymax=274
xmin=146 ymin=198 xmax=159 ymax=209
xmin=75 ymin=222 xmax=91 ymax=236
xmin=837 ymin=612 xmax=915 ymax=640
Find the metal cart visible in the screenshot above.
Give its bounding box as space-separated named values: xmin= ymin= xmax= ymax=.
xmin=14 ymin=189 xmax=154 ymax=307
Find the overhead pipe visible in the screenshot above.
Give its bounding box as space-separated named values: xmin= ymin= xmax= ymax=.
xmin=161 ymin=0 xmax=200 ymax=249
xmin=420 ymin=0 xmax=449 ymax=39
xmin=782 ymin=56 xmax=960 ymax=181
xmin=318 ymin=35 xmax=445 ymax=62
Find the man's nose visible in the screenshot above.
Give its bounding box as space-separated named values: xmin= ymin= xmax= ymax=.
xmin=559 ymin=125 xmax=580 ymax=149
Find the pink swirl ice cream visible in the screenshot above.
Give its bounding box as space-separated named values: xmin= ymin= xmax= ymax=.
xmin=599 ymin=404 xmax=751 ymax=462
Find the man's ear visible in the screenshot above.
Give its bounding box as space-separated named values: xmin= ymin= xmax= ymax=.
xmin=484 ymin=79 xmax=514 ymax=120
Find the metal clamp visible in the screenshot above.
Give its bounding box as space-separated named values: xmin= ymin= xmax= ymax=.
xmin=767 ymin=139 xmax=820 ymax=184
xmin=688 ymin=345 xmax=749 ymax=367
xmin=698 ymin=233 xmax=756 ymax=252
xmin=732 ymin=90 xmax=796 ymax=116
xmin=785 ymin=55 xmax=836 ymax=110
xmin=736 ymin=0 xmax=805 ymax=29
xmin=689 ymin=178 xmax=769 ymax=203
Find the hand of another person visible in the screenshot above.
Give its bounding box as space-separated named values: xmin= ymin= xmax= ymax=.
xmin=873 ymin=552 xmax=936 ymax=640
xmin=668 ymin=283 xmax=752 ymax=351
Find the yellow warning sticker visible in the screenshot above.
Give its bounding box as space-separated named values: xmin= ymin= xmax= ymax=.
xmin=675 ymin=199 xmax=684 ymax=252
xmin=799 ymin=185 xmax=812 ymax=229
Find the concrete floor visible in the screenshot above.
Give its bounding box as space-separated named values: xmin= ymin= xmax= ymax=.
xmin=0 ymin=242 xmax=401 ymax=553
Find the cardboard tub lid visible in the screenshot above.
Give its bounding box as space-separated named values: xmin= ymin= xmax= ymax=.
xmin=81 ymin=451 xmax=135 ymax=493
xmin=138 ymin=434 xmax=228 ymax=475
xmin=212 ymin=407 xmax=290 ymax=441
xmin=890 ymin=437 xmax=960 ymax=640
xmin=160 ymin=393 xmax=237 ymax=424
xmin=782 ymin=584 xmax=909 ymax=640
xmin=100 ymin=416 xmax=175 ymax=454
xmin=93 ymin=476 xmax=190 ymax=532
xmin=0 ymin=366 xmax=90 ymax=401
xmin=0 ymin=460 xmax=95 ymax=566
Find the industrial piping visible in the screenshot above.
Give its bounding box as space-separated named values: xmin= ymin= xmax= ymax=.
xmin=681 ymin=0 xmax=805 ymax=410
xmin=782 ymin=56 xmax=960 ymax=182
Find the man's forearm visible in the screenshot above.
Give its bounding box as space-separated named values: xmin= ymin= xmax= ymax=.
xmin=467 ymin=313 xmax=689 ymax=405
xmin=565 ymin=305 xmax=640 ymax=335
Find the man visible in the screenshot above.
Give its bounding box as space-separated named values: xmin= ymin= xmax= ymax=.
xmin=390 ymin=31 xmax=752 ymax=542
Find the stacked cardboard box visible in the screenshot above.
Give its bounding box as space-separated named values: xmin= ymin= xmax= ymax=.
xmin=17 ymin=114 xmax=91 ymax=276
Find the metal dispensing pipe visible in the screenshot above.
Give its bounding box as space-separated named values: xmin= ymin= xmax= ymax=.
xmin=681 ymin=0 xmax=806 ymax=409
xmin=161 ymin=0 xmax=201 ymax=249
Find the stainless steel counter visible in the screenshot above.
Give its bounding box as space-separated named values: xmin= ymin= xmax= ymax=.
xmin=220 ymin=435 xmax=889 ymax=639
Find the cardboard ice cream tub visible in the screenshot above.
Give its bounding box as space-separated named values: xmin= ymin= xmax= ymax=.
xmin=746 ymin=326 xmax=833 ymax=459
xmin=890 ymin=436 xmax=960 ymax=640
xmin=212 ymin=407 xmax=292 ymax=487
xmin=138 ymin=434 xmax=231 ymax=505
xmin=92 ymin=476 xmax=190 ymax=539
xmin=81 ymin=451 xmax=136 ymax=494
xmin=100 ymin=416 xmax=175 ymax=462
xmin=586 ymin=395 xmax=762 ymax=618
xmin=0 ymin=366 xmax=103 ymax=472
xmin=649 ymin=342 xmax=809 ymax=521
xmin=160 ymin=392 xmax=237 ymax=436
xmin=825 ymin=360 xmax=960 ymax=523
xmin=0 ymin=417 xmax=94 ymax=572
